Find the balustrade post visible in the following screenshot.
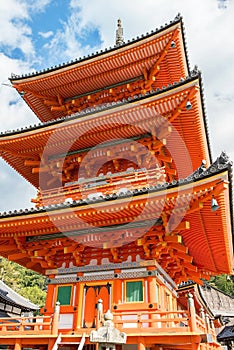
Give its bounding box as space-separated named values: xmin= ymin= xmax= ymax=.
xmin=52 ymin=301 xmax=60 ymax=335
xmin=199 ymin=306 xmax=205 ymax=320
xmin=187 ymin=293 xmax=197 ymax=332
xmin=210 ymin=318 xmax=215 ymax=330
xmin=96 ymin=299 xmax=103 ymax=329
xmin=205 ymin=313 xmax=211 ymax=331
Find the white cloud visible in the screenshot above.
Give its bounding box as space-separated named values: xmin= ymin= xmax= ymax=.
xmin=0 ymin=159 xmax=36 ymax=212
xmin=0 ymin=53 xmax=38 ymax=129
xmin=0 ymin=0 xmax=51 ymax=59
xmin=0 ymin=1 xmax=33 ymax=57
xmin=39 ymin=30 xmax=53 ymax=39
xmin=0 ymin=53 xmax=38 ymax=211
xmin=41 ymin=9 xmax=102 ymax=64
xmin=27 ymin=0 xmax=51 ymax=12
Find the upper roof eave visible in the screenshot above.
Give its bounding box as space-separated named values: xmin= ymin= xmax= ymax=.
xmin=9 ymin=14 xmax=189 ymax=83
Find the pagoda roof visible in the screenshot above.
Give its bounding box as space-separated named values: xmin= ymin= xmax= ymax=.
xmin=0 ymin=280 xmax=38 ymax=312
xmin=9 ymin=14 xmax=189 ymax=122
xmin=0 ymin=75 xmax=212 ymax=189
xmin=0 ymin=162 xmax=232 ymax=282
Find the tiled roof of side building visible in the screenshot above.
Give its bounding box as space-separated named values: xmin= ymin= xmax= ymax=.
xmin=0 ymin=280 xmax=39 ymax=311
xmin=217 ymin=325 xmax=234 ymax=341
xmin=199 ymin=282 xmax=234 ymax=318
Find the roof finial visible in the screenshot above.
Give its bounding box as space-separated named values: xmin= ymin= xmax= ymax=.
xmin=115 ymin=19 xmax=124 ymax=46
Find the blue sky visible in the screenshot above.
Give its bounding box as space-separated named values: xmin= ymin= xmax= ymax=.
xmin=0 ymin=0 xmax=234 ymax=211
xmin=0 ymin=0 xmax=102 ymax=69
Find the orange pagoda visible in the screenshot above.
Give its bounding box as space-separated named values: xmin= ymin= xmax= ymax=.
xmin=0 ymin=14 xmax=233 ymax=350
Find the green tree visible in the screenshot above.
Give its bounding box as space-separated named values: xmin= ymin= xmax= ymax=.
xmin=18 ymin=286 xmax=46 ymax=308
xmin=209 ymin=274 xmax=234 ymax=296
xmin=0 ymin=258 xmax=46 ymax=307
xmin=0 ymin=258 xmax=22 ymax=290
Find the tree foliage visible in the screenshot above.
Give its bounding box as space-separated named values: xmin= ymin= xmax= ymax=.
xmin=209 ymin=274 xmax=234 ymax=296
xmin=0 ymin=258 xmax=46 ymax=308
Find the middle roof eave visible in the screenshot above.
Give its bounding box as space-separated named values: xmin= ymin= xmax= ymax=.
xmin=0 ymin=76 xmax=211 ymax=188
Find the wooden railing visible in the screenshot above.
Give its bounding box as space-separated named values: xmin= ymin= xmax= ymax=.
xmin=112 ymin=309 xmax=216 ymax=339
xmin=113 ymin=310 xmax=189 ymax=330
xmin=195 ymin=313 xmax=207 ymax=333
xmin=0 ymin=308 xmax=217 ymax=341
xmin=0 ymin=315 xmax=53 ymax=334
xmin=34 ymin=167 xmax=166 ymax=206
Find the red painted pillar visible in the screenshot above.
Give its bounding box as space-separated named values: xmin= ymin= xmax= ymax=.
xmin=73 ymin=274 xmax=83 ymax=330
xmin=138 ymin=337 xmax=145 ymax=350
xmin=44 ymin=278 xmax=55 ymax=311
xmin=113 ymin=270 xmax=122 ymax=329
xmin=14 ymin=340 xmax=21 ymax=350
xmin=147 ymin=267 xmax=157 ymax=304
xmin=113 ymin=270 xmax=122 ymax=306
xmin=147 ymin=267 xmax=158 ymax=328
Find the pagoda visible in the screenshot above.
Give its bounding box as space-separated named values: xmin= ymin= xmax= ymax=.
xmin=0 ymin=14 xmax=233 ymax=350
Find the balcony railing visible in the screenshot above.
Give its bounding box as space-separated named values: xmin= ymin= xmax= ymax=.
xmin=34 ymin=167 xmax=166 ymax=206
xmin=0 ymin=308 xmax=216 ymax=340
xmin=0 ymin=315 xmax=53 ymax=335
xmin=112 ymin=309 xmax=216 ymax=338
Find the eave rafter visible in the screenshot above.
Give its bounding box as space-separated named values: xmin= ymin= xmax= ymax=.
xmin=13 ymin=28 xmax=181 ymax=117
xmin=19 ymin=78 xmax=143 ymax=116
xmin=0 ymin=172 xmax=229 ymax=278
xmin=15 ymin=77 xmax=146 ymax=117
xmin=0 ymin=173 xmax=228 ymax=239
xmin=168 ymin=85 xmax=198 ymax=123
xmin=0 ymin=147 xmax=40 ymax=161
xmin=143 ymin=28 xmax=180 ymax=90
xmin=0 ymin=78 xmax=202 ymax=193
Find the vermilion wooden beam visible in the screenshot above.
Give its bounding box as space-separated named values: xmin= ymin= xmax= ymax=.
xmin=144 ymin=29 xmax=180 ymax=89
